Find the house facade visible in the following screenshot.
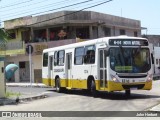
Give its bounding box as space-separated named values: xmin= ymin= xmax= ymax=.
xmin=2 ymin=11 xmax=142 ymax=83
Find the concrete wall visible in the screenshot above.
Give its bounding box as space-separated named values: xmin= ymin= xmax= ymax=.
xmin=154 ymin=47 xmax=160 ymax=74
xmin=90 ymin=11 xmax=140 ymax=28
xmin=147 ymin=35 xmax=160 ymax=47
xmin=0 ymin=61 xmax=5 ymax=98
xmin=4 ymin=16 xmax=32 ymax=29
xmin=31 ymin=11 xmax=66 ymax=28
xmin=5 ymin=55 xmax=42 ymax=82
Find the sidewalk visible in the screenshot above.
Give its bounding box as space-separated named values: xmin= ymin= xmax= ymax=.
xmin=0 ymin=83 xmax=48 ymax=106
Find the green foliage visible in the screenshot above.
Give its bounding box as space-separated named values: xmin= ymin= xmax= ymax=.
xmin=0 ymin=28 xmax=10 ymax=49
xmin=5 ymin=91 xmax=21 ymax=98
xmin=0 ymin=28 xmax=10 ymax=41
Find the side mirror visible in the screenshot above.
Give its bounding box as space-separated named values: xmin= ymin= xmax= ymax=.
xmin=105 ymin=47 xmax=110 ymax=57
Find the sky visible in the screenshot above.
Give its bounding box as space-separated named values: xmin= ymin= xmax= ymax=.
xmin=0 ymin=0 xmax=159 ymax=35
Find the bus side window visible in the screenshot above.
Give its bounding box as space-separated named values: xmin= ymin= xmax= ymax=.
xmin=58 ymin=50 xmax=65 ymax=66
xmin=54 ymin=51 xmax=57 ymax=66
xmin=43 ymin=53 xmax=48 ymax=67
xmin=84 ymin=45 xmax=95 ymax=64
xmin=74 ymin=47 xmax=84 ymax=65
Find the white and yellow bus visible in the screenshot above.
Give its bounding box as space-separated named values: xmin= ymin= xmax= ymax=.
xmin=42 ymin=36 xmax=153 ymax=96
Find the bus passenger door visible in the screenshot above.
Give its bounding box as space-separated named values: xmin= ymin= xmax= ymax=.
xmin=66 ymin=53 xmax=72 ymax=88
xmin=98 ymin=49 xmax=107 ymax=89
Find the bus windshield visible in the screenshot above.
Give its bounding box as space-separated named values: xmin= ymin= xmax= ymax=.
xmin=110 ymin=47 xmax=151 ymax=73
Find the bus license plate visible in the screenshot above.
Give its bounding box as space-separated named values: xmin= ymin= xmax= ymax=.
xmin=130 ymin=87 xmax=137 ymax=90
xmin=122 ymin=79 xmax=130 ymax=83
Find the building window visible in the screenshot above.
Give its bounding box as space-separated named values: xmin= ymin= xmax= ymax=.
xmin=34 ymin=29 xmax=47 ymax=42
xmin=104 ymin=27 xmax=111 ymax=36
xmin=84 ymin=45 xmax=96 ymax=64
xmin=21 ymin=30 xmax=30 ymax=43
xmin=120 ymin=29 xmax=126 ymax=35
xmin=43 ymin=53 xmax=48 ymax=67
xmin=9 ymin=32 xmax=16 ymax=39
xmin=76 ymin=27 xmax=89 ymax=39
xmin=19 ymin=62 xmax=25 ymax=68
xmin=74 ymin=47 xmax=84 ymax=65
xmin=134 ymin=31 xmax=138 ymax=37
xmin=54 ymin=50 xmax=65 ymax=66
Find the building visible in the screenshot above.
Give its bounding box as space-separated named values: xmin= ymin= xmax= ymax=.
xmin=2 ymin=11 xmax=142 ymax=83
xmin=146 ymin=35 xmax=160 ymax=47
xmin=146 ymin=35 xmax=160 ymax=74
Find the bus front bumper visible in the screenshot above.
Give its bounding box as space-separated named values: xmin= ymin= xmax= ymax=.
xmin=106 ymin=80 xmax=152 ymax=92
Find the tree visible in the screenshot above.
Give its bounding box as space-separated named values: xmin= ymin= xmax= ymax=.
xmin=0 ymin=28 xmax=9 ymax=41
xmin=0 ymin=28 xmax=9 ymax=49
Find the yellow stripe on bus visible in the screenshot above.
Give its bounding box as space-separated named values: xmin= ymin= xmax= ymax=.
xmin=42 ymin=78 xmax=152 ymax=91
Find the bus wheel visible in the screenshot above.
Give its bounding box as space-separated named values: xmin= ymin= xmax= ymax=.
xmin=55 ymin=78 xmax=61 ymax=93
xmin=125 ymin=90 xmax=131 ymax=97
xmin=91 ymin=80 xmax=97 ymax=97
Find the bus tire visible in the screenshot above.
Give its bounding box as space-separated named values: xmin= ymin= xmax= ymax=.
xmin=125 ymin=90 xmax=131 ymax=97
xmin=91 ymin=80 xmax=97 ymax=97
xmin=55 ymin=78 xmax=61 ymax=93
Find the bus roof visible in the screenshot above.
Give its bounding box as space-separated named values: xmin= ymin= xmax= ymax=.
xmin=43 ymin=36 xmax=148 ymax=53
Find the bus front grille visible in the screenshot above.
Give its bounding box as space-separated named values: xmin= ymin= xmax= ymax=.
xmin=122 ymin=84 xmax=145 ymax=89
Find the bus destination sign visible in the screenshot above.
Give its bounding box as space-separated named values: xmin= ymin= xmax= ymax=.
xmin=109 ymin=39 xmax=148 ymax=46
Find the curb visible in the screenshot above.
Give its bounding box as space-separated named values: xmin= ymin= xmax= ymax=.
xmin=20 ymin=94 xmax=47 ymax=102
xmin=6 ymin=85 xmax=49 ymax=88
xmin=0 ymin=99 xmax=16 ymax=106
xmin=6 ymin=83 xmax=50 ymax=88
xmin=148 ymin=104 xmax=160 ymax=111
xmin=144 ymin=101 xmax=160 ymax=111
xmin=0 ymin=94 xmax=48 ymax=106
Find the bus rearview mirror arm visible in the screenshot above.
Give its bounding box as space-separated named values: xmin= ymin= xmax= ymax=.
xmin=105 ymin=45 xmax=109 ymax=57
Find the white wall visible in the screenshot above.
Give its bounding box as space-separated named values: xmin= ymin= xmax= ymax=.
xmin=6 ymin=55 xmax=42 ymax=82
xmin=154 ymin=47 xmax=160 ymax=74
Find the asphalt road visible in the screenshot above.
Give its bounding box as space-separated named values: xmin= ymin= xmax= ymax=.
xmin=0 ymin=80 xmax=160 ymax=120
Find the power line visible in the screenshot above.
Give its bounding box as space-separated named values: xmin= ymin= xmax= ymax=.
xmin=0 ymin=0 xmax=93 ymax=20
xmin=0 ymin=0 xmax=78 ymax=18
xmin=0 ymin=0 xmax=35 ymax=9
xmin=0 ymin=0 xmax=67 ymax=12
xmin=1 ymin=0 xmax=112 ymax=23
xmin=29 ymin=0 xmax=113 ymax=26
xmin=26 ymin=0 xmax=94 ymax=16
xmin=66 ymin=0 xmax=109 ymax=12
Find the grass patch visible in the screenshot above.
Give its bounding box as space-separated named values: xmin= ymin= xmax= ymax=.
xmin=5 ymin=91 xmax=21 ymax=98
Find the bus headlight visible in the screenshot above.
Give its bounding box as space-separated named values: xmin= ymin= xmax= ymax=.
xmin=147 ymin=74 xmax=152 ymax=82
xmin=110 ymin=74 xmax=120 ymax=82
